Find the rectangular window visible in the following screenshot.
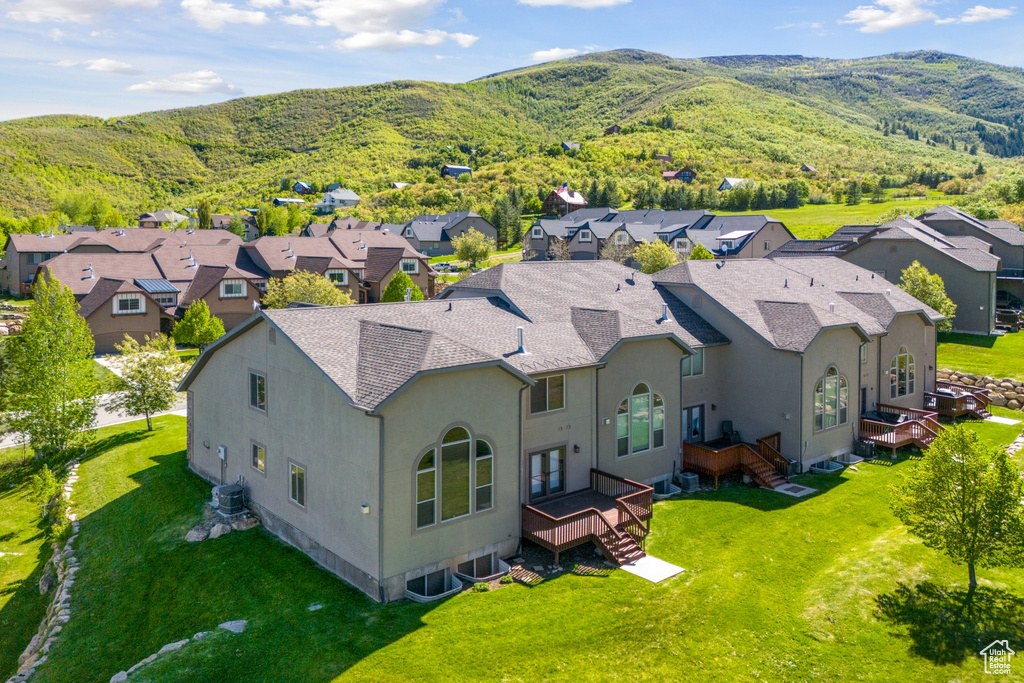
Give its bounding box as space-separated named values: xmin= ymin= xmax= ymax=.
xmin=290 ymin=462 xmax=305 ymax=507
xmin=615 ymin=232 xmax=629 ymax=245
xmin=653 ymin=395 xmax=665 ymax=449
xmin=249 ymin=371 xmax=266 ymax=412
xmin=405 ymin=227 xmax=414 ymax=238
xmin=253 ymin=280 xmax=268 ymax=293
xmin=532 ymin=227 xmax=543 ymax=239
xmin=860 ymin=343 xmax=868 ymax=363
xmin=475 ymin=441 xmax=493 ymax=512
xmin=401 ymin=259 xmax=419 ymax=275
xmin=327 ymin=270 xmax=347 ymax=286
xmin=27 ymin=253 xmax=43 ymax=265
xmin=681 ymin=348 xmax=704 ymax=377
xmin=630 ymin=392 xmax=651 ymax=453
xmin=529 ymin=374 xmax=565 ymax=414
xmin=764 ymin=241 xmax=771 ymax=252
xmin=617 ymin=401 xmax=630 ymax=457
xmin=440 ymin=439 xmax=470 ymax=521
xmin=580 ymin=230 xmax=592 ymax=242
xmin=529 ymin=448 xmax=565 ymax=501
xmin=814 ymin=384 xmax=824 ymax=431
xmin=251 ymin=442 xmax=265 ymax=473
xmin=113 ymin=294 xmax=145 ymax=315
xmin=220 ymin=280 xmax=246 ymax=298
xmin=153 ymin=294 xmax=177 ymax=307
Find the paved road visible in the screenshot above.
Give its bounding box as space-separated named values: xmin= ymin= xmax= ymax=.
xmin=0 ymin=394 xmax=187 ymax=450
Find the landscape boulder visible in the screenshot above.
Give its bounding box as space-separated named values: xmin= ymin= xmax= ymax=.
xmin=185 ymin=526 xmax=209 ymax=543
xmin=209 ymin=523 xmax=231 ymax=539
xmin=218 ymin=620 xmax=247 ymax=634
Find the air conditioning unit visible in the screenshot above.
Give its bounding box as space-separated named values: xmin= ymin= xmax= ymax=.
xmin=217 ymin=484 xmax=244 ymax=516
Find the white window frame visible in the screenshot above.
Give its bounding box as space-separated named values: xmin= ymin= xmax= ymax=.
xmin=579 ymin=229 xmax=592 ymax=243
xmin=814 ymin=366 xmax=848 ymax=431
xmin=415 ymin=427 xmax=494 ymax=530
xmin=764 ymin=241 xmax=771 ymax=252
xmin=252 ymin=279 xmax=268 ymax=293
xmin=251 ymin=441 xmax=266 ymax=474
xmin=890 ymin=346 xmax=915 ymax=398
xmin=674 ymin=238 xmax=691 ymax=253
xmin=153 ymin=293 xmax=177 ymax=307
xmin=326 ymin=269 xmax=348 ymax=286
xmin=860 ymin=343 xmax=868 ymax=364
xmin=26 ymin=253 xmax=43 ymax=265
xmin=531 ymin=227 xmax=543 ymax=239
xmin=720 ymin=240 xmax=734 ymax=250
xmin=401 ymin=259 xmax=419 ymax=275
xmin=616 ymin=382 xmax=665 ymax=457
xmin=614 ymin=231 xmax=630 ymax=245
xmin=405 ymin=227 xmax=415 ymax=238
xmin=113 ymin=293 xmax=145 ymax=315
xmin=681 ymin=348 xmax=704 ymax=377
xmin=289 ymin=461 xmax=306 ymax=508
xmin=220 ymin=280 xmax=246 ymax=299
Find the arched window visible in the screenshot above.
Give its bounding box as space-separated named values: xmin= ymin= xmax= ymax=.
xmin=415 ymin=427 xmax=494 ymax=529
xmin=890 ymin=346 xmax=915 ymax=398
xmin=814 ymin=366 xmax=849 ymax=431
xmin=616 ymin=383 xmax=665 ymax=457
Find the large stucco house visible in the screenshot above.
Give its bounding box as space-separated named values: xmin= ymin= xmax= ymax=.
xmin=179 ymin=259 xmax=940 ymax=603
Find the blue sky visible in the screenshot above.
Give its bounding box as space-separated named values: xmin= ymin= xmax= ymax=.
xmin=0 ymin=0 xmax=1020 ymax=121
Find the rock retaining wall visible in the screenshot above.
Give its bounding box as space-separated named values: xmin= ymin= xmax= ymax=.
xmin=937 ymin=369 xmax=1024 ymax=411
xmin=5 ymin=459 xmax=81 ymax=683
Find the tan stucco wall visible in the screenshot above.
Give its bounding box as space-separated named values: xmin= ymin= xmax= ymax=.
xmin=735 ymin=223 xmax=794 ymax=259
xmin=202 ymin=289 xmax=261 ymax=332
xmin=379 ymin=366 xmax=524 ymax=597
xmin=842 ymin=240 xmax=995 ymax=334
xmin=924 ymin=219 xmax=1023 ymax=270
xmin=800 ymin=327 xmax=863 ymax=464
xmin=521 ymin=368 xmax=597 ymax=498
xmin=595 ymin=338 xmax=686 ymax=483
xmin=187 ymin=320 xmax=383 ymax=595
xmin=876 ymin=312 xmax=936 ymax=411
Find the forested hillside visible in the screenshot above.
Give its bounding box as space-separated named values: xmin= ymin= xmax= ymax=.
xmin=1 ymin=49 xmax=1023 ymax=223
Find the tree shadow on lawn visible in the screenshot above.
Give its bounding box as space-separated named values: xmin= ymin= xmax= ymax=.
xmin=680 ymin=470 xmax=849 ymax=512
xmin=39 ymin=450 xmax=436 ymax=683
xmin=938 ymin=332 xmax=998 ymax=349
xmin=876 ymin=581 xmax=1024 ymax=665
xmin=0 ymin=510 xmax=54 ymax=679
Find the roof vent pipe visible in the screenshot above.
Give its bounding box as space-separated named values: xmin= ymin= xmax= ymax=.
xmin=87 ymin=264 xmax=94 ymax=279
xmin=404 ymin=287 xmax=412 ymax=302
xmin=516 ymin=326 xmax=526 ymax=354
xmin=829 ymin=302 xmax=836 ymax=313
xmin=809 ymin=277 xmax=814 ymax=287
xmin=661 ymin=303 xmax=671 ymax=322
xmin=886 ymin=288 xmax=892 ymax=296
xmin=783 ymin=279 xmax=788 ymax=288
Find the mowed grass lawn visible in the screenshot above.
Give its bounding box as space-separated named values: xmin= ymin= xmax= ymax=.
xmin=938 ymin=331 xmax=1024 ymax=381
xmin=717 ymin=197 xmax=942 ymax=239
xmin=3 ymin=415 xmax=1023 ymax=682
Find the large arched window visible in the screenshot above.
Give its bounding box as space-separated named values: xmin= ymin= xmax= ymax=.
xmin=814 ymin=366 xmax=848 ymax=431
xmin=415 ymin=427 xmax=493 ymax=529
xmin=890 ymin=346 xmax=915 ymax=398
xmin=617 ymin=383 xmax=665 ymax=457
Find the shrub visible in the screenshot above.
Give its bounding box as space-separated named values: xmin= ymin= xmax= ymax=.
xmin=473 ymin=582 xmax=490 ymax=592
xmin=499 ymin=574 xmax=514 ymax=585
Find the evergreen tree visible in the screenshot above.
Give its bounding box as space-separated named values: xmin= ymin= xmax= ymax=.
xmin=2 ymin=274 xmax=98 ymax=455
xmin=196 ymin=197 xmax=212 ymax=231
xmin=783 ymin=182 xmax=802 ymax=209
xmin=381 ymin=271 xmax=425 ymax=302
xmin=752 ymin=184 xmax=770 ymax=211
xmin=586 ymin=179 xmax=600 ymax=206
xmin=845 ymin=180 xmax=863 ymax=205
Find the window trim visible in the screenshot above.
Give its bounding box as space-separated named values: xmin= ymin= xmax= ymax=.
xmin=814 ymin=365 xmax=849 ymax=432
xmin=890 ymin=346 xmax=915 ymax=399
xmin=529 ymin=445 xmax=566 ymax=502
xmin=529 ymin=374 xmax=566 ymax=415
xmin=326 ymin=269 xmax=348 ymax=286
xmin=579 ymin=229 xmax=592 ymax=243
xmin=220 ymin=279 xmax=246 ymax=299
xmin=414 ymin=425 xmax=496 ymax=531
xmin=248 ymin=370 xmax=267 ymax=414
xmin=112 ymin=293 xmax=145 ymax=316
xmin=401 ymin=259 xmax=419 ymax=275
xmin=681 ymin=348 xmax=704 ymax=378
xmin=250 ymin=440 xmax=266 ymax=475
xmin=616 ymin=382 xmax=665 ymax=458
xmin=614 ymin=231 xmax=630 ymax=245
xmin=288 ymin=460 xmax=306 ymax=509
xmin=860 ymin=343 xmax=868 ymax=364
xmin=405 ymin=227 xmax=415 ymax=238
xmin=531 ymin=227 xmax=543 ymax=239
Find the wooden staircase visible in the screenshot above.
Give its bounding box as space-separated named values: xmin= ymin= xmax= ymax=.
xmin=594 ymin=524 xmax=646 ymax=565
xmin=925 ymin=381 xmax=993 ymax=420
xmin=681 ymin=433 xmax=792 ymax=491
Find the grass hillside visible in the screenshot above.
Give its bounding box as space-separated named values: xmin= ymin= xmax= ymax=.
xmin=1 ymin=50 xmax=1023 ymax=219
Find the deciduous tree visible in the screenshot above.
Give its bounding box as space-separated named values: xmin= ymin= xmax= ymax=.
xmin=105 ymin=334 xmax=186 ymax=431
xmin=688 ymin=243 xmax=715 ymax=260
xmin=381 ymin=271 xmax=425 ymax=302
xmin=890 ymin=425 xmax=1024 ymax=591
xmin=263 ymin=271 xmax=354 ymax=309
xmin=634 ymin=239 xmax=679 ymax=273
xmin=172 ymin=300 xmax=226 ymax=348
xmin=2 ymin=274 xmax=97 ymax=455
xmin=899 ymin=261 xmax=956 ymax=331
xmin=451 ymin=228 xmax=496 ymax=268
xmin=196 ymin=198 xmax=212 ymax=231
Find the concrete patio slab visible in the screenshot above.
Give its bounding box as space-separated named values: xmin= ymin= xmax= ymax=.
xmin=620 ymin=555 xmax=684 ymax=583
xmin=985 ymin=415 xmax=1021 ymax=426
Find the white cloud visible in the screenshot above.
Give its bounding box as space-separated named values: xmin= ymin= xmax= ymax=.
xmin=840 ymin=0 xmax=937 ymax=32
xmin=518 ymin=0 xmax=630 ymax=7
xmin=447 ymin=7 xmax=466 ymax=24
xmin=6 ymin=0 xmax=159 ymax=23
xmin=50 ymin=57 xmax=142 ymax=74
xmin=281 ymin=13 xmax=313 ymax=25
xmin=180 ymin=0 xmax=268 ymax=29
xmin=248 ymin=0 xmax=280 ymax=6
xmin=530 ymin=47 xmax=579 ymax=62
xmin=127 ymin=69 xmax=238 ymax=94
xmin=335 ymin=29 xmax=477 ymax=51
xmin=958 ymin=5 xmax=1015 ymax=22
xmin=309 ymin=0 xmax=443 ymax=33
xmin=48 ymin=28 xmax=67 ymax=41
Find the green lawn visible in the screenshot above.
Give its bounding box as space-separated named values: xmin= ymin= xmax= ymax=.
xmin=0 ymin=414 xmax=1018 ymax=682
xmin=92 ymin=360 xmax=115 ymax=390
xmin=0 ymin=295 xmax=32 ymax=308
xmin=937 ymin=331 xmax=1024 ymax=381
xmin=717 ymin=197 xmax=942 ymax=240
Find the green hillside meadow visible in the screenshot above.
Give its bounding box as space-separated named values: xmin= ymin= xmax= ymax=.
xmin=1 ymin=49 xmax=1023 ymax=225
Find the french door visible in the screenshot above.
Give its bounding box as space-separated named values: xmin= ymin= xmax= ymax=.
xmin=682 ymin=405 xmax=704 ymax=444
xmin=529 ymin=447 xmax=565 ymax=501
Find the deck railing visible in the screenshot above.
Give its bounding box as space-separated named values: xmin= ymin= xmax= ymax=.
xmin=877 ymin=404 xmax=943 ymax=436
xmin=755 ymin=433 xmax=790 ymax=479
xmin=859 ymin=417 xmax=939 ymax=454
xmin=682 ymin=440 xmax=778 ymax=489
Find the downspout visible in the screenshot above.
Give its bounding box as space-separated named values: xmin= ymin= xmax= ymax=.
xmin=594 ymin=365 xmax=601 ymax=472
xmin=799 ymin=352 xmax=804 ymax=471
xmin=368 ymin=412 xmax=386 ymax=603
xmin=516 ymin=383 xmax=527 ymax=555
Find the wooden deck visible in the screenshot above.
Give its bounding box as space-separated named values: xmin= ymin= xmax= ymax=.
xmin=860 ymin=404 xmax=943 ymax=456
xmin=521 ymin=469 xmax=653 ymax=565
xmin=681 ymin=433 xmax=791 ymax=489
xmin=924 ymin=381 xmax=992 ymax=420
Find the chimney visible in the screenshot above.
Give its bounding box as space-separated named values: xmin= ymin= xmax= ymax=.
xmin=660 ymin=303 xmax=671 ymax=322
xmin=516 ymin=326 xmax=526 ymax=354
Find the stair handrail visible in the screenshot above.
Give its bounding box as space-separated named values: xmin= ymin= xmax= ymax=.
xmin=756 ymin=433 xmax=790 ymax=479
xmin=615 ymin=500 xmax=650 ymax=550
xmin=738 ymin=444 xmax=776 ymax=488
